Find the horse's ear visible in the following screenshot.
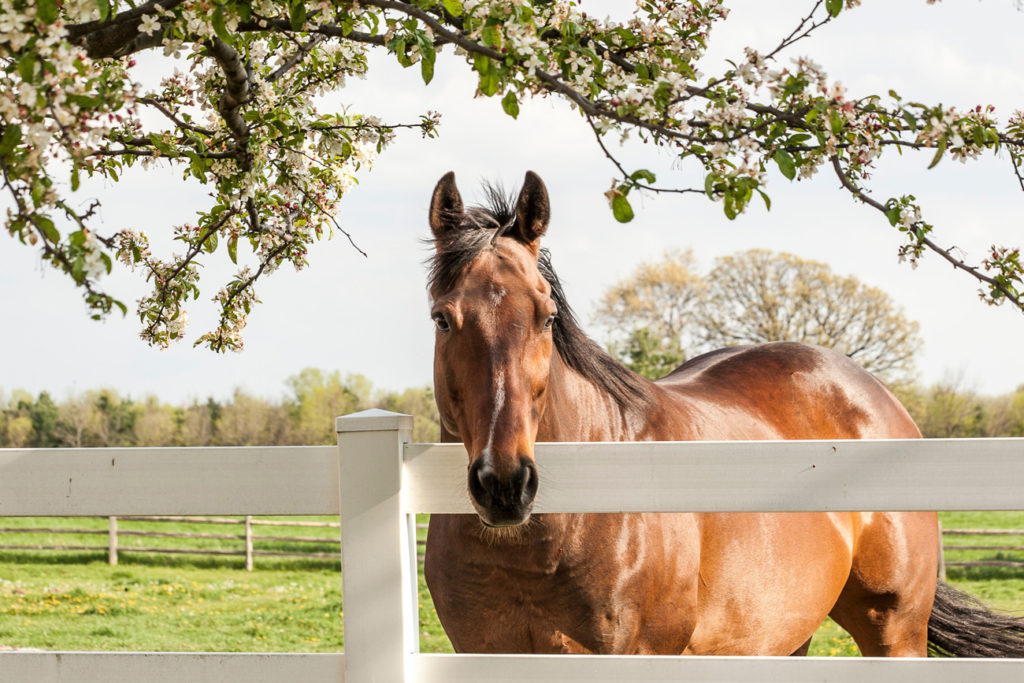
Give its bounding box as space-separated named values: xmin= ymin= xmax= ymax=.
xmin=429 ymin=171 xmax=464 ymax=238
xmin=512 ymin=170 xmax=550 ymax=251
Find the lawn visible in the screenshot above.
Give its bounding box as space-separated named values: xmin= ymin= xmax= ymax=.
xmin=1 ymin=512 xmax=1021 ymax=656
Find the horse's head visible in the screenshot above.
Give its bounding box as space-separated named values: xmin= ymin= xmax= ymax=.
xmin=427 ymin=171 xmax=555 ymax=527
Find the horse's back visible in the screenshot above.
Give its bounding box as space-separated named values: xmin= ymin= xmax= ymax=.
xmin=655 ymin=341 xmax=920 ymax=440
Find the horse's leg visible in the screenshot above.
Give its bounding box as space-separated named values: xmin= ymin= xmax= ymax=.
xmin=789 ymin=637 xmax=812 ymax=656
xmin=829 ymin=511 xmax=938 ymax=656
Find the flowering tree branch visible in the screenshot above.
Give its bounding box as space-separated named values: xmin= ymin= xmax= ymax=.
xmin=2 ymin=0 xmax=1022 ymax=353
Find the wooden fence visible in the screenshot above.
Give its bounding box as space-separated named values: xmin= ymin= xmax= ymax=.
xmin=1 ymin=410 xmax=1023 ymax=682
xmin=0 ymin=516 xmax=1014 ymax=574
xmin=0 ymin=515 xmax=344 ymax=570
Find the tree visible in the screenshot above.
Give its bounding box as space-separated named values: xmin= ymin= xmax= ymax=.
xmin=285 ymin=368 xmax=372 ymax=444
xmin=377 ymin=385 xmax=441 ymax=442
xmin=1 ymin=1 xmax=1022 ymax=350
xmin=593 ymin=248 xmax=700 ymax=379
xmin=594 ymin=248 xmax=922 ymax=383
xmin=697 ymin=249 xmax=921 ymax=382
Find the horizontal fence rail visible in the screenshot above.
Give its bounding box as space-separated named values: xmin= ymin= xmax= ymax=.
xmin=0 ymin=446 xmax=338 ymax=516
xmin=403 ymin=438 xmax=1024 ymax=513
xmin=2 ymin=411 xmax=1023 ymax=683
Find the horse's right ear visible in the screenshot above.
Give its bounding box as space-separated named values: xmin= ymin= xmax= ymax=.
xmin=429 ymin=171 xmax=464 ymax=238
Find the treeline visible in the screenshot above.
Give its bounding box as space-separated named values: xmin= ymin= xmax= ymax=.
xmin=895 ymin=382 xmax=1024 ymax=438
xmin=0 ymin=368 xmax=440 ymax=448
xmin=2 ymin=372 xmax=1021 ymax=447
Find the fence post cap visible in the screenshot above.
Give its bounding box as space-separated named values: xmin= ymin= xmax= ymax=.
xmin=336 ymin=409 xmax=414 ymax=433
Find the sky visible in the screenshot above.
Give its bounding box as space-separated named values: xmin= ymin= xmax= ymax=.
xmin=2 ymin=1 xmax=1024 ymax=406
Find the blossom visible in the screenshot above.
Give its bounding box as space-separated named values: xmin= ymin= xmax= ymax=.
xmin=139 ymin=14 xmax=161 ymax=37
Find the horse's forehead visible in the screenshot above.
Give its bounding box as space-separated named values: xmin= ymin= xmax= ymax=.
xmin=461 ymin=242 xmax=547 ymax=297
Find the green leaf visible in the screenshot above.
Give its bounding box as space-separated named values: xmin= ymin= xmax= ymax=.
xmin=204 ymin=231 xmax=218 ymax=254
xmin=884 ymin=207 xmax=901 ymax=227
xmin=501 ymin=91 xmax=519 ymax=119
xmin=825 ymin=0 xmax=843 ymax=17
xmin=441 ymin=0 xmax=463 ymax=17
xmin=37 ymin=0 xmax=58 ymax=24
xmin=630 ymin=169 xmax=656 ymax=184
xmin=227 ymin=235 xmax=238 ymax=264
xmin=420 ymin=54 xmax=434 ymax=84
xmin=113 ymin=299 xmax=127 ymax=316
xmin=418 ymin=35 xmax=436 ymax=84
xmin=611 ymin=193 xmax=634 ymax=223
xmin=481 ymin=24 xmax=501 ymax=48
xmin=928 ymin=136 xmax=947 ymax=169
xmin=18 ymin=54 xmax=35 ymax=82
xmin=35 ymin=215 xmax=59 ymax=244
xmin=71 ymin=166 xmax=80 ymax=191
xmin=756 ymin=189 xmax=772 ymax=211
xmin=212 ymin=8 xmax=232 ymax=44
xmin=0 ymin=124 xmax=22 ymax=155
xmin=704 ymin=172 xmax=717 ymax=198
xmin=290 ymin=1 xmax=307 ymax=31
xmin=96 ymin=0 xmax=111 ymax=22
xmin=773 ymin=149 xmax=797 ymax=180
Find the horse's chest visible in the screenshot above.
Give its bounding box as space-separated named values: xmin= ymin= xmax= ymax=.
xmin=426 ymin=536 xmax=696 ymax=654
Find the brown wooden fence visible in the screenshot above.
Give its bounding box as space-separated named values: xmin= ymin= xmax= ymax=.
xmin=0 ymin=516 xmax=371 ymax=570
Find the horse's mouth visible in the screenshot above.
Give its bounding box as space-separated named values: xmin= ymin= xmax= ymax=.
xmin=471 ymin=496 xmax=535 ymax=529
xmin=478 ymin=512 xmax=532 ymax=528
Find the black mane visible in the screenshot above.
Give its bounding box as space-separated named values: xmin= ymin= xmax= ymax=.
xmin=427 ymin=183 xmax=653 ymax=409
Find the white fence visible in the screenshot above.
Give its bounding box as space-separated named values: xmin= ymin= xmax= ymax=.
xmin=1 ymin=408 xmax=1023 ymax=682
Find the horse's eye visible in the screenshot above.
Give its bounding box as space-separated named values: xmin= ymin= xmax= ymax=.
xmin=433 ymin=313 xmax=450 ymax=333
xmin=543 ymin=313 xmax=556 ymax=331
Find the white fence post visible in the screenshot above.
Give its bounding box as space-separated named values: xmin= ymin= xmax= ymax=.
xmin=337 ymin=410 xmax=416 ymax=683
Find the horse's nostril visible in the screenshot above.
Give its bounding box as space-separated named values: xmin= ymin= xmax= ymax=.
xmin=468 ymin=456 xmax=537 ymax=521
xmin=519 ymin=461 xmax=538 ymax=506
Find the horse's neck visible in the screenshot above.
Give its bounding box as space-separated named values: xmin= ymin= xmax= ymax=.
xmin=538 ymin=352 xmax=663 ymax=442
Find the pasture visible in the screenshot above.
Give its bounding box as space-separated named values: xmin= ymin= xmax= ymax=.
xmin=2 ymin=512 xmax=1021 ymax=656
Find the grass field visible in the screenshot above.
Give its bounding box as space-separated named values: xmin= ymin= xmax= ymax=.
xmin=1 ymin=512 xmax=1021 ymax=656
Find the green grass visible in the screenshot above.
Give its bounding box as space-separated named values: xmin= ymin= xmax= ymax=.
xmin=2 ymin=512 xmax=1021 ymax=655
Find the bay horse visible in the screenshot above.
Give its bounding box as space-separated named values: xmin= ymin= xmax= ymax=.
xmin=423 ymin=170 xmax=1024 ymax=657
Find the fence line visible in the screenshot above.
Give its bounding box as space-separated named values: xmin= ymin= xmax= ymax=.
xmin=0 ymin=519 xmax=1016 ymax=572
xmin=0 ymin=515 xmax=345 ymax=569
xmin=2 ymin=413 xmax=1023 ymax=682
xmin=0 ymin=517 xmax=433 ymax=568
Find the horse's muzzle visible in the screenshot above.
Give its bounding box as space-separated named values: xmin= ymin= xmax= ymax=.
xmin=467 ymin=455 xmax=538 ymax=527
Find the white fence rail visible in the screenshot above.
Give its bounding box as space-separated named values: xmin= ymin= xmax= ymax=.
xmin=1 ymin=409 xmax=1023 ymax=682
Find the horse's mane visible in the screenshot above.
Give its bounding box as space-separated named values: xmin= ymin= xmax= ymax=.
xmin=427 ymin=183 xmax=654 ymax=410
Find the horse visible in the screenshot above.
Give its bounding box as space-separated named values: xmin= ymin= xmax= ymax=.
xmin=422 ymin=170 xmax=1024 ymax=657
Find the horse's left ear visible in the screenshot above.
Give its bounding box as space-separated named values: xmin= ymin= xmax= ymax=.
xmin=512 ymin=171 xmax=550 ymax=251
xmin=429 ymin=171 xmax=465 ymax=239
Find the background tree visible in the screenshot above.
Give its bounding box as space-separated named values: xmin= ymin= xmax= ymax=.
xmin=2 ymin=1 xmax=1022 ymax=351
xmin=594 ymin=248 xmax=921 ymax=383
xmin=697 ymin=249 xmax=921 ymax=382
xmin=593 ymin=248 xmax=701 ymax=379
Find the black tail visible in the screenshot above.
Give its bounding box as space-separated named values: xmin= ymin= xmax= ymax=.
xmin=928 ymin=581 xmax=1024 ymax=657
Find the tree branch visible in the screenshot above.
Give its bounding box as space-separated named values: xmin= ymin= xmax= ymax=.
xmin=830 ymin=156 xmax=1023 ymax=311
xmin=206 ymin=38 xmax=254 ymax=171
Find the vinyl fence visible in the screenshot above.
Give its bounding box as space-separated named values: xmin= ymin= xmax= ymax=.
xmin=1 ymin=409 xmax=1022 ymax=682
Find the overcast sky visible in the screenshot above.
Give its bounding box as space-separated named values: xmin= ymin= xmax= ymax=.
xmin=3 ymin=1 xmax=1023 ymax=406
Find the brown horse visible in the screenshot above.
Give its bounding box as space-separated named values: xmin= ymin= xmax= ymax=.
xmin=423 ymin=171 xmax=1024 ymax=657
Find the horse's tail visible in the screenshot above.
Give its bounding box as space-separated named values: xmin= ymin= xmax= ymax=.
xmin=927 ymin=581 xmax=1024 ymax=657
